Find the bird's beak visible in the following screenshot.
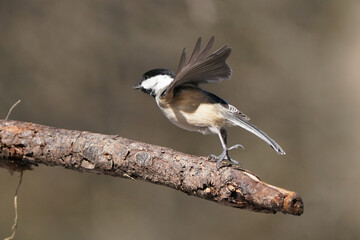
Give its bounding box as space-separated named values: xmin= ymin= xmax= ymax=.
xmin=133 ymin=83 xmax=141 ymax=90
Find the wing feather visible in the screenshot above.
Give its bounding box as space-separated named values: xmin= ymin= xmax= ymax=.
xmin=177 ymin=48 xmax=187 ymax=74
xmin=196 ymin=36 xmax=214 ymax=60
xmin=163 ymin=36 xmax=232 ymax=100
xmin=188 ymin=37 xmax=202 ymax=63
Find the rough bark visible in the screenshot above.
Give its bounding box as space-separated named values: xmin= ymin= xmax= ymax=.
xmin=0 ymin=120 xmax=303 ymax=215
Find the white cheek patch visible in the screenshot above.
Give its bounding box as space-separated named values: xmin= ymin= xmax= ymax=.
xmin=141 ymin=75 xmax=174 ymax=95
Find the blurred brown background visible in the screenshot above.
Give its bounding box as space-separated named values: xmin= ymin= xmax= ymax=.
xmin=1 ymin=0 xmax=360 ymax=239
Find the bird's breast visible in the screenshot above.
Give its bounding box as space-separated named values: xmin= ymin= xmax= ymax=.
xmin=156 ymin=88 xmax=226 ymax=134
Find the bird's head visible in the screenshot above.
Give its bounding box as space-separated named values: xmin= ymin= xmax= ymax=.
xmin=133 ymin=69 xmax=175 ymax=97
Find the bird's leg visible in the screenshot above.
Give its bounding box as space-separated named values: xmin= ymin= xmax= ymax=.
xmin=209 ymin=129 xmax=244 ymax=169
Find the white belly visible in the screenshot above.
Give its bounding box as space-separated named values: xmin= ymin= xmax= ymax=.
xmin=158 ymin=102 xmax=225 ymax=135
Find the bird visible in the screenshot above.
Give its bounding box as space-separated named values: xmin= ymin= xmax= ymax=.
xmin=133 ymin=36 xmax=285 ymax=168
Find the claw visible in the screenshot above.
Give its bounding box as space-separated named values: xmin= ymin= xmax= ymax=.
xmin=209 ymin=146 xmax=243 ymax=169
xmin=228 ymin=144 xmax=244 ymax=151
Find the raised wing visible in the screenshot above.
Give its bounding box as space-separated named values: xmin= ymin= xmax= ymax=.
xmin=162 ymin=36 xmax=232 ymax=99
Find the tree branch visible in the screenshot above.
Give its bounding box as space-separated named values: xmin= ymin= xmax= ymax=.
xmin=0 ymin=120 xmax=303 ymax=215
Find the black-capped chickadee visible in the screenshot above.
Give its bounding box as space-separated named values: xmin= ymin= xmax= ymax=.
xmin=134 ymin=36 xmax=285 ymax=168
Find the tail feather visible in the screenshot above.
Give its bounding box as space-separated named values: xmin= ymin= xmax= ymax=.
xmin=228 ymin=115 xmax=286 ymax=155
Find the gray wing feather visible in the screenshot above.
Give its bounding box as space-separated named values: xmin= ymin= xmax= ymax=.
xmin=163 ymin=36 xmax=232 ymax=99
xmin=227 ymin=104 xmax=250 ymax=121
xmin=203 ymin=90 xmax=250 ymax=121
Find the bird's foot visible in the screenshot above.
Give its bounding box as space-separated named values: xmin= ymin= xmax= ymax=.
xmin=208 ymin=144 xmax=244 ymax=169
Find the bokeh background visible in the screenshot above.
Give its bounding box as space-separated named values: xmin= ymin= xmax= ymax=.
xmin=1 ymin=0 xmax=360 ymax=239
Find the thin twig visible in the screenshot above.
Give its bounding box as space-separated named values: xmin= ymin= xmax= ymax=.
xmin=5 ymin=100 xmax=21 ymax=121
xmin=3 ymin=171 xmax=23 ymax=240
